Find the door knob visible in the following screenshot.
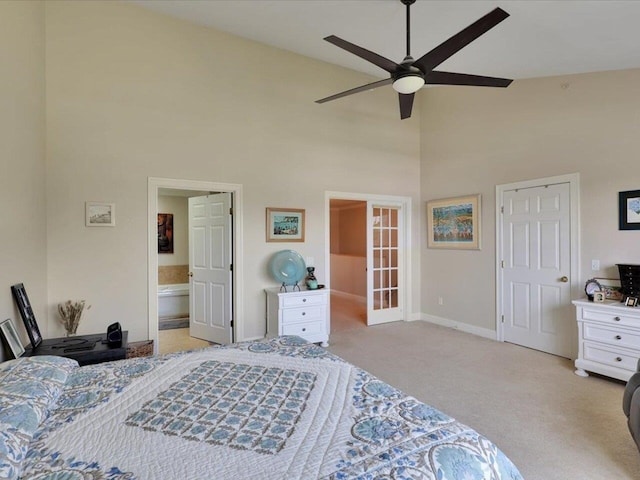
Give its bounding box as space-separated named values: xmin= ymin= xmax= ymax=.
xmin=560 ymin=276 xmax=568 ymax=283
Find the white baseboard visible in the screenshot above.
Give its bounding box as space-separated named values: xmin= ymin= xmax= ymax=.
xmin=330 ymin=290 xmax=367 ymax=304
xmin=237 ymin=335 xmax=264 ymax=343
xmin=421 ymin=313 xmax=497 ymax=341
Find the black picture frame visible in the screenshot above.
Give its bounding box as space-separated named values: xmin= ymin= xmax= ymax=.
xmin=11 ymin=283 xmax=42 ymax=349
xmin=625 ymin=296 xmax=639 ymax=307
xmin=619 ymin=189 xmax=640 ymax=230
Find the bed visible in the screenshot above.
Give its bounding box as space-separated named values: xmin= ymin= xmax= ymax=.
xmin=1 ymin=336 xmax=523 ymax=479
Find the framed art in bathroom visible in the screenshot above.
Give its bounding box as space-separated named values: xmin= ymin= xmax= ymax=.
xmin=86 ymin=202 xmax=115 ymax=226
xmin=157 ymin=213 xmax=174 ymax=254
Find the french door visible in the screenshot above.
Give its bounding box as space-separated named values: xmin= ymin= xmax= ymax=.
xmin=366 ymin=202 xmax=403 ymax=325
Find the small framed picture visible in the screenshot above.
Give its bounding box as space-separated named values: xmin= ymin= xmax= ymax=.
xmin=619 ymin=189 xmax=640 ymax=230
xmin=266 ymin=208 xmax=305 ymax=242
xmin=624 ymin=296 xmax=638 ymax=307
xmin=86 ymin=202 xmax=115 ymax=227
xmin=0 ymin=318 xmax=25 ymax=359
xmin=593 ymin=291 xmax=606 ymax=303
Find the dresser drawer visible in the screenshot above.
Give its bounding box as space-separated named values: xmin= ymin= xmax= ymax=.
xmin=583 ymin=341 xmax=639 ymax=371
xmin=281 ymin=305 xmax=324 ymax=324
xmin=281 ymin=294 xmax=325 ymax=308
xmin=282 ymin=320 xmax=324 ymax=337
xmin=581 ymin=308 xmax=640 ymax=328
xmin=583 ymin=324 xmax=640 ymax=350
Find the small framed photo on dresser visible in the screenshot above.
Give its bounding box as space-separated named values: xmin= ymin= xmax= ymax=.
xmin=593 ymin=291 xmax=606 ymax=303
xmin=624 ymin=296 xmax=639 ymax=307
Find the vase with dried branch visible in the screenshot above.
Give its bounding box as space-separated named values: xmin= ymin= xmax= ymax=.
xmin=57 ymin=300 xmax=91 ymax=336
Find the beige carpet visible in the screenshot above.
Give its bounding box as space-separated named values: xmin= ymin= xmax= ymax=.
xmin=327 ymin=317 xmax=640 ymax=480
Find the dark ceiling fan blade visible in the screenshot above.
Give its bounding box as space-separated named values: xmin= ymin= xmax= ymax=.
xmin=324 ymin=35 xmax=400 ymax=73
xmin=399 ymin=93 xmax=414 ymax=120
xmin=412 ymin=7 xmax=509 ymax=74
xmin=426 ymin=71 xmax=512 ymax=87
xmin=315 ymin=78 xmax=393 ymax=104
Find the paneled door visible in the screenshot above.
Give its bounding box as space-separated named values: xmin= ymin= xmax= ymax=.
xmin=501 ymin=183 xmax=572 ymax=357
xmin=189 ymin=193 xmax=233 ymax=344
xmin=366 ymin=203 xmax=403 ymax=325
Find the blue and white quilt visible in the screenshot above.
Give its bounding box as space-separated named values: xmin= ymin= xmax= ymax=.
xmin=1 ymin=336 xmax=523 ymax=479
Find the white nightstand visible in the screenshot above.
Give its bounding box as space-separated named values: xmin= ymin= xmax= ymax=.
xmin=265 ymin=287 xmax=329 ymax=346
xmin=573 ymin=299 xmax=640 ymax=381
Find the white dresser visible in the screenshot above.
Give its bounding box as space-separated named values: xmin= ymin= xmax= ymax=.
xmin=573 ymin=299 xmax=640 ymax=381
xmin=265 ymin=288 xmax=329 ymax=347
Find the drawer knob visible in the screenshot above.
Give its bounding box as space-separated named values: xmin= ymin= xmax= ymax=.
xmin=615 ymin=335 xmax=622 ymax=340
xmin=303 ymin=299 xmax=307 ymax=302
xmin=302 ymin=328 xmax=306 ymax=332
xmin=302 ymin=312 xmax=306 ymax=316
xmin=614 ymin=316 xmax=621 ymax=321
xmin=615 ymin=357 xmax=622 ymax=362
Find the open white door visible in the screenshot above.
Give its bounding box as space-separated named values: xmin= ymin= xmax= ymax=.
xmin=501 ymin=183 xmax=573 ymax=358
xmin=189 ymin=193 xmax=233 ymax=344
xmin=366 ymin=202 xmax=403 ymax=325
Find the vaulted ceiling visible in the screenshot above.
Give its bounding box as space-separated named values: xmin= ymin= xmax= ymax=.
xmin=131 ymin=0 xmax=640 ymax=81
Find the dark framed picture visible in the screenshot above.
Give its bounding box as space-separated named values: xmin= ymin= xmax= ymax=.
xmin=11 ymin=283 xmax=42 ymax=349
xmin=266 ymin=208 xmax=305 ymax=242
xmin=619 ymin=189 xmax=640 ymax=230
xmin=0 ymin=318 xmax=25 ymax=359
xmin=624 ymin=296 xmax=638 ymax=307
xmin=157 ymin=213 xmax=174 ymax=253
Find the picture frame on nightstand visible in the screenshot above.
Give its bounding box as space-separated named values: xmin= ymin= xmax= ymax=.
xmin=593 ymin=291 xmax=606 ymax=303
xmin=0 ymin=318 xmax=25 ymax=359
xmin=11 ymin=283 xmax=42 ymax=349
xmin=624 ymin=296 xmax=639 ymax=307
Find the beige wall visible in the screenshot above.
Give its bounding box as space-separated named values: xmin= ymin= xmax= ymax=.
xmin=43 ymin=1 xmax=421 ymax=340
xmin=420 ymin=69 xmax=640 ymax=333
xmin=330 ymin=202 xmax=367 ymax=256
xmin=157 ymin=195 xmax=188 ymax=266
xmin=330 ymin=202 xmax=367 ymax=298
xmin=0 ymin=1 xmax=46 ymax=357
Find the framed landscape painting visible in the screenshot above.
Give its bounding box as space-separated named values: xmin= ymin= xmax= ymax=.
xmin=427 ymin=194 xmax=481 ymax=250
xmin=266 ymin=208 xmax=305 ymax=242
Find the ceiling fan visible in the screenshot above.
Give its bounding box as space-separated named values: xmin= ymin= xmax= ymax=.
xmin=316 ymin=0 xmax=513 ymax=119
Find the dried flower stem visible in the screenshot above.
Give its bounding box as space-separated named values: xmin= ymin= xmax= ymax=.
xmin=57 ymin=300 xmax=91 ymax=336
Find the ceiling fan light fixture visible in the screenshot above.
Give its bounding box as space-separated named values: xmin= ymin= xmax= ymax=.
xmin=392 ymin=74 xmax=425 ymax=94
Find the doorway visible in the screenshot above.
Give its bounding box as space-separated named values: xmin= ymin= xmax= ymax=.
xmin=496 ymin=173 xmax=580 ymax=359
xmin=148 ymin=178 xmax=244 ymax=354
xmin=326 ymin=191 xmax=412 ymax=335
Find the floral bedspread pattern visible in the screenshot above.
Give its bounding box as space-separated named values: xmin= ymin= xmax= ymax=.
xmin=13 ymin=337 xmax=523 ymax=480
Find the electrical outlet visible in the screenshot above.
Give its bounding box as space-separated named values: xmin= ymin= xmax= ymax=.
xmin=591 ymin=259 xmax=600 ymax=271
xmin=438 ymin=296 xmax=444 ymax=305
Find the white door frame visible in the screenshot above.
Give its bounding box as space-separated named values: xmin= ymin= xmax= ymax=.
xmin=148 ymin=177 xmax=244 ymax=353
xmin=325 ymin=191 xmax=412 ymax=324
xmin=495 ymin=173 xmax=580 ymax=347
